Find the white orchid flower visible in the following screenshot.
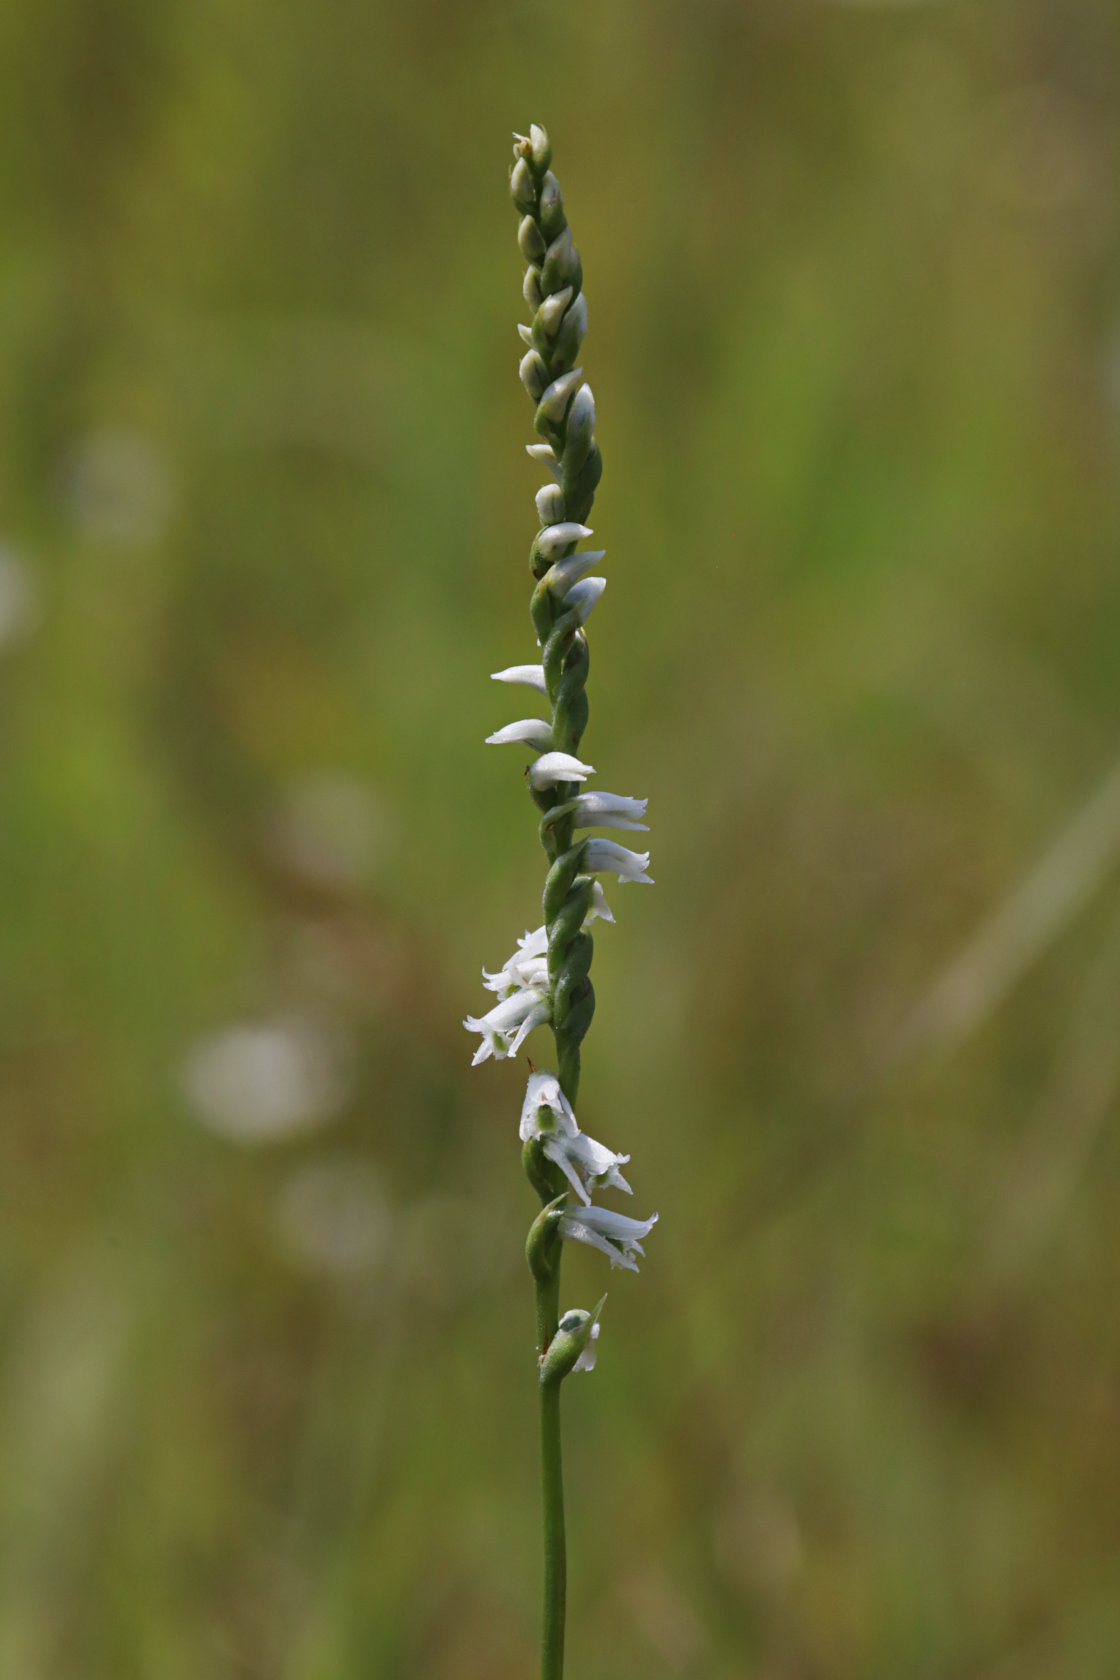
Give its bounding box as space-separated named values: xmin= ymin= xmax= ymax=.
xmin=582 ymin=837 xmax=653 ymax=883
xmin=528 ymin=752 xmax=595 ymax=790
xmin=557 ymin=1205 xmax=658 ymax=1272
xmin=568 ymin=791 xmax=648 ymax=831
xmin=520 ymin=1070 xmax=632 ymax=1205
xmin=485 ymin=718 xmax=554 ymax=751
xmin=463 ymin=987 xmax=550 ymax=1065
xmin=491 ymin=663 xmax=548 ymax=693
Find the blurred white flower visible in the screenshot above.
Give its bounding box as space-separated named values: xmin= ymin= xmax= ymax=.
xmin=181 ymin=1015 xmax=352 ymax=1142
xmin=583 ymin=838 xmax=653 ymax=884
xmin=275 ymin=1158 xmax=391 ymax=1276
xmin=463 ymin=988 xmax=550 ymax=1064
xmin=528 ymin=751 xmax=595 ymax=790
xmin=267 ymin=771 xmax=393 ymax=891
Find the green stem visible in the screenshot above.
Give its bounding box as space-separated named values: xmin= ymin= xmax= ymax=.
xmin=535 ymin=1263 xmax=566 ymax=1680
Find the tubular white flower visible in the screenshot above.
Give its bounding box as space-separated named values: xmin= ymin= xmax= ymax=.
xmin=520 ymin=1069 xmax=632 ymax=1205
xmin=569 ymin=791 xmax=648 ymax=832
xmin=485 ymin=718 xmax=554 ymax=751
xmin=491 ymin=663 xmax=547 ymax=693
xmin=547 ymin=550 xmax=605 ymax=596
xmin=565 ymin=576 xmax=606 ymax=623
xmin=463 ymin=988 xmax=550 ymax=1064
xmin=519 ymin=1070 xmax=578 ymax=1141
xmin=557 ymin=1205 xmax=658 ymax=1273
xmin=583 ymin=837 xmax=653 ymax=883
xmin=537 ymin=521 xmax=593 ymax=559
xmin=548 ymin=1131 xmax=632 ymax=1204
xmin=483 ymin=925 xmax=550 ymax=995
xmin=528 ymin=751 xmax=595 ymax=790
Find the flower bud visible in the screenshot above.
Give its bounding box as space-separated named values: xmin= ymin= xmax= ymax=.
xmin=537 ymin=286 xmax=573 ymax=338
xmin=518 ymin=215 xmax=546 ymax=264
xmin=523 ymin=266 xmax=543 ymax=310
xmin=538 ymin=172 xmax=565 ymax=242
xmin=536 ymin=367 xmax=583 ymax=426
xmin=562 ymin=383 xmax=596 ymax=474
xmin=539 ymin=1297 xmax=606 ymax=1385
xmin=541 ymin=228 xmax=579 ymax=295
xmin=519 ymin=349 xmax=549 ymax=402
xmin=537 ymin=520 xmax=592 ymax=558
xmin=535 ymin=484 xmax=566 ymax=527
xmin=553 ymin=291 xmax=587 ymax=366
xmin=529 ymin=123 xmax=551 ymax=172
xmin=525 ymin=1195 xmax=566 ymax=1283
xmin=510 ymin=157 xmax=536 ymax=211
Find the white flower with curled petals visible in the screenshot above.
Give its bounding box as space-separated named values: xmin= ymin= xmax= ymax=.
xmin=485 ymin=718 xmax=554 ymax=751
xmin=528 ymin=752 xmax=595 ymax=790
xmin=583 ymin=837 xmax=653 ymax=883
xmin=491 ymin=663 xmax=548 ymax=693
xmin=519 ymin=1070 xmax=632 ymax=1206
xmin=557 ymin=1205 xmax=658 ymax=1273
xmin=482 ymin=926 xmax=550 ymax=996
xmin=463 ymin=988 xmax=549 ymax=1064
xmin=568 ymin=792 xmax=648 ymax=831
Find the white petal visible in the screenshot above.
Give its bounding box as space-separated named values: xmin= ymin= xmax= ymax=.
xmin=528 ymin=752 xmax=595 ymax=790
xmin=585 ymin=881 xmax=614 ymax=924
xmin=507 ymin=1000 xmax=550 ymax=1056
xmin=583 ymin=837 xmax=653 ymax=884
xmin=537 ymin=367 xmax=582 ymax=424
xmin=517 ymin=323 xmax=533 ymax=346
xmin=572 ymin=791 xmax=648 ymax=832
xmin=526 ymin=443 xmax=560 ymax=482
xmin=572 ymin=1321 xmax=600 ymax=1374
xmin=535 ymin=484 xmax=566 ymax=526
xmin=491 ymin=664 xmax=547 ymax=694
xmin=547 ymin=550 xmax=606 ymax=595
xmin=537 ymin=522 xmax=593 ymax=560
xmin=485 ymin=718 xmax=554 ymax=751
xmin=566 ymin=577 xmax=606 ymax=623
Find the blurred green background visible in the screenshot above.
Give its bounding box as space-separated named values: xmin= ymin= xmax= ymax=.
xmin=3 ymin=0 xmax=1120 ymax=1674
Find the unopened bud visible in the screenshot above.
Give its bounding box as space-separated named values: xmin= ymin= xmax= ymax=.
xmin=539 ymin=1296 xmax=606 ymax=1385
xmin=535 ymin=483 xmax=566 ymax=527
xmin=510 ymin=157 xmax=536 ymax=211
xmin=520 ymin=349 xmax=549 ymax=401
xmin=536 ymin=367 xmax=583 ymax=426
xmin=529 ymin=123 xmax=551 ymax=172
xmin=523 ymin=266 xmax=543 ymax=311
xmin=537 ymin=286 xmax=573 ymax=338
xmin=562 ymin=382 xmax=596 ymax=474
xmin=526 ymin=1195 xmax=566 ymax=1283
xmin=553 ymin=291 xmax=587 ymax=366
xmin=537 ymin=520 xmax=592 ymax=559
xmin=541 ymin=228 xmax=579 ymax=295
xmin=538 ymin=172 xmax=565 ymax=242
xmin=518 ymin=215 xmax=546 ymax=264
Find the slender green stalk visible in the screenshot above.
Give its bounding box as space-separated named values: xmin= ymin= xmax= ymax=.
xmin=536 ymin=1268 xmax=566 ymax=1680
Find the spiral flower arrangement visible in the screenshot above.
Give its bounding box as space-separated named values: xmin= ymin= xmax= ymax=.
xmin=463 ymin=124 xmax=658 ymax=1680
